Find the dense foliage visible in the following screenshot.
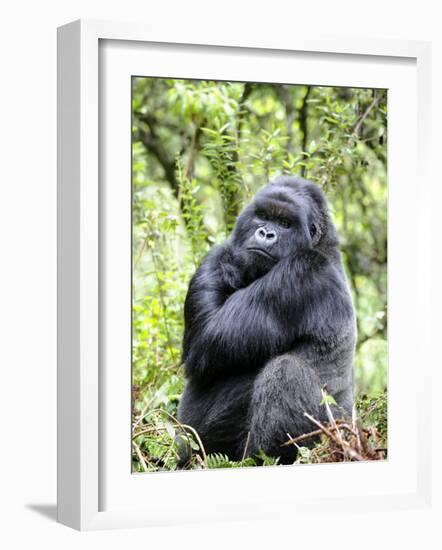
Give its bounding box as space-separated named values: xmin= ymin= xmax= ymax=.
xmin=131 ymin=78 xmax=387 ymax=472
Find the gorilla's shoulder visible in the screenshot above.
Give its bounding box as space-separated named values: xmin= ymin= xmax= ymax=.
xmin=295 ymin=248 xmax=331 ymax=271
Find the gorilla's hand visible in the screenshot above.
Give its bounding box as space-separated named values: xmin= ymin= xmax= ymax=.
xmin=219 ymin=244 xmax=270 ymax=291
xmin=218 ymin=246 xmax=249 ymax=292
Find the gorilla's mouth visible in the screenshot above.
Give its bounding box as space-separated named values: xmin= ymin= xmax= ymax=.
xmin=247 ymin=247 xmax=277 ymax=261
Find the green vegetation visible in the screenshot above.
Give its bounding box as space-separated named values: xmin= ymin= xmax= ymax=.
xmin=131 ymin=78 xmax=388 ymax=472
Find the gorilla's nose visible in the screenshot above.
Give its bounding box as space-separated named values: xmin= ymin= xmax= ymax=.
xmin=255 ymin=227 xmax=277 ymax=244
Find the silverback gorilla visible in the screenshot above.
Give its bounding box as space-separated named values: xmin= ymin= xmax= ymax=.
xmin=178 ymin=176 xmax=356 ymax=464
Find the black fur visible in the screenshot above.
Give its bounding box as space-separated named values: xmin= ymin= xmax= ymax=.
xmin=178 ymin=176 xmax=356 ymax=464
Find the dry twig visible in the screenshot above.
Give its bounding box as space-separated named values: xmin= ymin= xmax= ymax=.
xmin=281 ymin=397 xmax=387 ymax=464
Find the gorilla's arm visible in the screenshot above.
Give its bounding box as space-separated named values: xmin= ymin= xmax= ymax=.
xmin=183 ymin=245 xmax=353 ymax=383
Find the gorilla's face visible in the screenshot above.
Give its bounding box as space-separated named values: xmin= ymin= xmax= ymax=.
xmin=231 ymin=176 xmax=332 ymax=278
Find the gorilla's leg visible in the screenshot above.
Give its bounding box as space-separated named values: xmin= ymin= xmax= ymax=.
xmin=247 ymin=354 xmax=326 ymax=464
xmin=178 ymin=372 xmax=255 ymax=461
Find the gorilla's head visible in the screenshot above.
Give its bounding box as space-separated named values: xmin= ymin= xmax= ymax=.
xmin=231 ymin=176 xmax=338 ymax=278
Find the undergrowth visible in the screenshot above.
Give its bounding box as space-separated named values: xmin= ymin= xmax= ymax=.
xmin=132 ymin=389 xmax=387 ymax=472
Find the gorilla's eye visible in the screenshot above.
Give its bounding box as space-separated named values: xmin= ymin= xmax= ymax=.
xmin=256 ymin=209 xmax=270 ymax=222
xmin=309 ymin=223 xmax=317 ymax=237
xmin=279 ymin=218 xmax=291 ymax=229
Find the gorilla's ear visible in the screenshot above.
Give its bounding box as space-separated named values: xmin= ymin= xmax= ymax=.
xmin=309 ymin=222 xmax=321 ymax=246
xmin=303 ymin=183 xmax=340 ymax=247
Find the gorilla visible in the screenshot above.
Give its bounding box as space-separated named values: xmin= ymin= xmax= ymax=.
xmin=178 ymin=175 xmax=356 ymax=464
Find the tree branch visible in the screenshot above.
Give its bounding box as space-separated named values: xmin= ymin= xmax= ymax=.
xmin=352 ymin=90 xmax=381 ymax=138
xmin=299 ymin=86 xmax=311 ymax=177
xmin=133 ymin=112 xmax=180 ymax=197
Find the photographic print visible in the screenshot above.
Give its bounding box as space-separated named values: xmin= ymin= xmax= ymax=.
xmin=131 ymin=78 xmax=387 ymax=472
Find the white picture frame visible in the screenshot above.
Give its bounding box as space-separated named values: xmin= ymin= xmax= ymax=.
xmin=57 ymin=19 xmax=433 ymax=531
